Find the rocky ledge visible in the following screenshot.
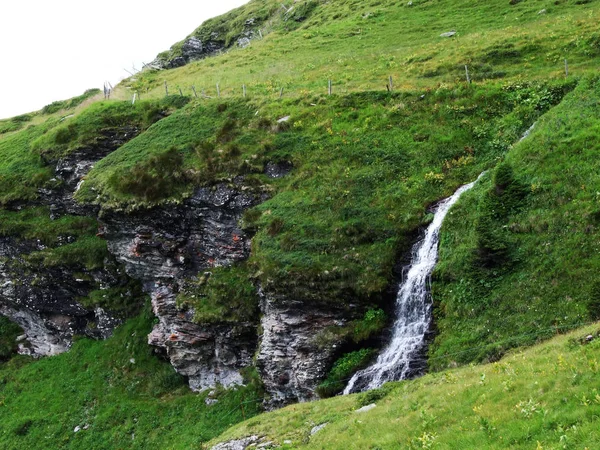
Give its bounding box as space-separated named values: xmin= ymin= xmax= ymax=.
xmin=101 ymin=182 xmax=264 ymax=391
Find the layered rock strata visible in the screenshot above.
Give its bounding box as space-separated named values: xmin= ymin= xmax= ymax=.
xmin=256 ymin=291 xmax=349 ymax=408
xmin=101 ymin=183 xmax=263 ymax=391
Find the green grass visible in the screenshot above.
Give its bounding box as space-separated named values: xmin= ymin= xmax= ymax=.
xmin=0 ymin=306 xmax=263 ymax=450
xmin=31 ymin=96 xmax=189 ymax=160
xmin=127 ymin=0 xmax=600 ymax=101
xmin=1 ymin=0 xmax=600 ymax=446
xmin=431 ymin=76 xmax=600 ymax=367
xmin=40 ymin=89 xmax=101 ymax=116
xmin=76 ymin=98 xmax=268 ymax=209
xmin=0 ymin=207 xmax=98 ymax=245
xmin=0 ymin=207 xmax=109 ymax=271
xmin=0 ymin=120 xmax=56 ymax=205
xmin=177 ymin=263 xmax=260 ymax=324
xmin=77 ymin=80 xmax=576 ymax=322
xmin=0 ymin=114 xmax=33 ymax=136
xmin=208 ymin=323 xmax=600 ymax=449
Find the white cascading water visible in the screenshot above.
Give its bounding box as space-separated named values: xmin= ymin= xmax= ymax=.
xmin=344 ymin=174 xmax=483 ymax=394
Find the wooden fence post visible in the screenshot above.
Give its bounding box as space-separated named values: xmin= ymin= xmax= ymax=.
xmin=465 ymin=65 xmax=471 ymax=84
xmin=243 ymin=84 xmax=247 ymax=97
xmin=179 ymin=87 xmax=183 ymax=96
xmin=328 ymin=79 xmax=332 ymax=96
xmin=279 ymin=87 xmax=284 ymax=98
xmin=388 ymin=75 xmax=393 ymax=92
xmin=217 ymin=83 xmax=221 ymax=98
xmin=192 ymin=85 xmax=198 ymax=98
xmin=164 ymin=81 xmax=169 ymax=96
xmin=132 ymin=93 xmax=137 ymax=105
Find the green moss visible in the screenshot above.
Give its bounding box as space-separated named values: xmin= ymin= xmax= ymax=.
xmin=24 ymin=236 xmax=108 ymax=270
xmin=178 ymin=264 xmax=259 ymax=324
xmin=78 ymin=280 xmax=146 ymax=317
xmin=0 ymin=207 xmax=98 ymax=245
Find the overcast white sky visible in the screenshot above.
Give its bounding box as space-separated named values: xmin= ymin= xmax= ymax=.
xmin=0 ymin=0 xmax=248 ymax=119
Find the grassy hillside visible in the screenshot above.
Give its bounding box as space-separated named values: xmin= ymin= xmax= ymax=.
xmin=0 ymin=0 xmax=600 ymax=447
xmin=431 ymin=76 xmax=600 ymax=367
xmin=208 ymin=323 xmax=600 ymax=449
xmin=0 ymin=306 xmax=263 ymax=450
xmin=126 ymin=0 xmax=600 ymax=100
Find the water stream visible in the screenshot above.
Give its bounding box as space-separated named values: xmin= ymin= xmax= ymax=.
xmin=344 ymin=174 xmax=483 ymax=394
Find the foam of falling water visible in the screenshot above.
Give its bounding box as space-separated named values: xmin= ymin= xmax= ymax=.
xmin=344 ymin=174 xmax=484 ymax=395
xmin=518 ymin=123 xmax=535 ymax=143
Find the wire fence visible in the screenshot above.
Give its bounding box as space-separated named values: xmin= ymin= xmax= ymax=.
xmin=122 ymin=58 xmax=574 ymax=105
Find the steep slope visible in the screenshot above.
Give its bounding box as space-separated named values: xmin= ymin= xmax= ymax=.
xmin=0 ymin=0 xmax=600 ymax=442
xmin=0 ymin=306 xmax=262 ymax=450
xmin=431 ymin=75 xmax=600 ymax=366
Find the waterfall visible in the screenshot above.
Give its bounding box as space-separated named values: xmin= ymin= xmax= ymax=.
xmin=344 ymin=174 xmax=483 ymax=394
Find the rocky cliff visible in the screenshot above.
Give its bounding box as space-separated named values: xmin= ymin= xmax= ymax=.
xmin=0 ymin=125 xmax=347 ymax=403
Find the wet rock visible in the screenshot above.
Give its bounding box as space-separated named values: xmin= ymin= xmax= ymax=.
xmin=265 ymin=161 xmax=293 ymax=179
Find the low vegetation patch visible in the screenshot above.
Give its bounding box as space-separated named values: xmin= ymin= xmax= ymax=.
xmin=177 ymin=264 xmax=260 ymax=324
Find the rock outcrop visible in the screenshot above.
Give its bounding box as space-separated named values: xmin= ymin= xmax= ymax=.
xmin=0 ymin=237 xmax=123 ymax=357
xmin=148 ymin=285 xmax=256 ymax=391
xmin=0 ymin=121 xmax=355 ymax=404
xmin=0 ymin=126 xmax=141 ymax=356
xmin=150 ymin=18 xmax=260 ymax=70
xmin=256 ymin=291 xmax=348 ymax=408
xmin=101 ymin=182 xmax=264 ymax=391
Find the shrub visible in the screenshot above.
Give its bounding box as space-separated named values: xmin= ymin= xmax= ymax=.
xmin=317 ymin=348 xmax=376 ymax=398
xmin=109 ymin=146 xmax=188 ymax=202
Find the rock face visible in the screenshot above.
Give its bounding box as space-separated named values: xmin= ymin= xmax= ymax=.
xmin=101 ymin=182 xmax=263 ymax=391
xmin=0 ymin=127 xmax=142 ymax=357
xmin=210 ymin=436 xmax=263 ymax=450
xmin=0 ymin=121 xmax=358 ymax=405
xmin=39 ymin=125 xmax=140 ymax=217
xmin=0 ymin=237 xmax=123 ymax=357
xmin=151 ymin=18 xmax=259 ymax=69
xmin=256 ymin=291 xmax=348 ymax=408
xmin=148 ymin=285 xmax=256 ymax=391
